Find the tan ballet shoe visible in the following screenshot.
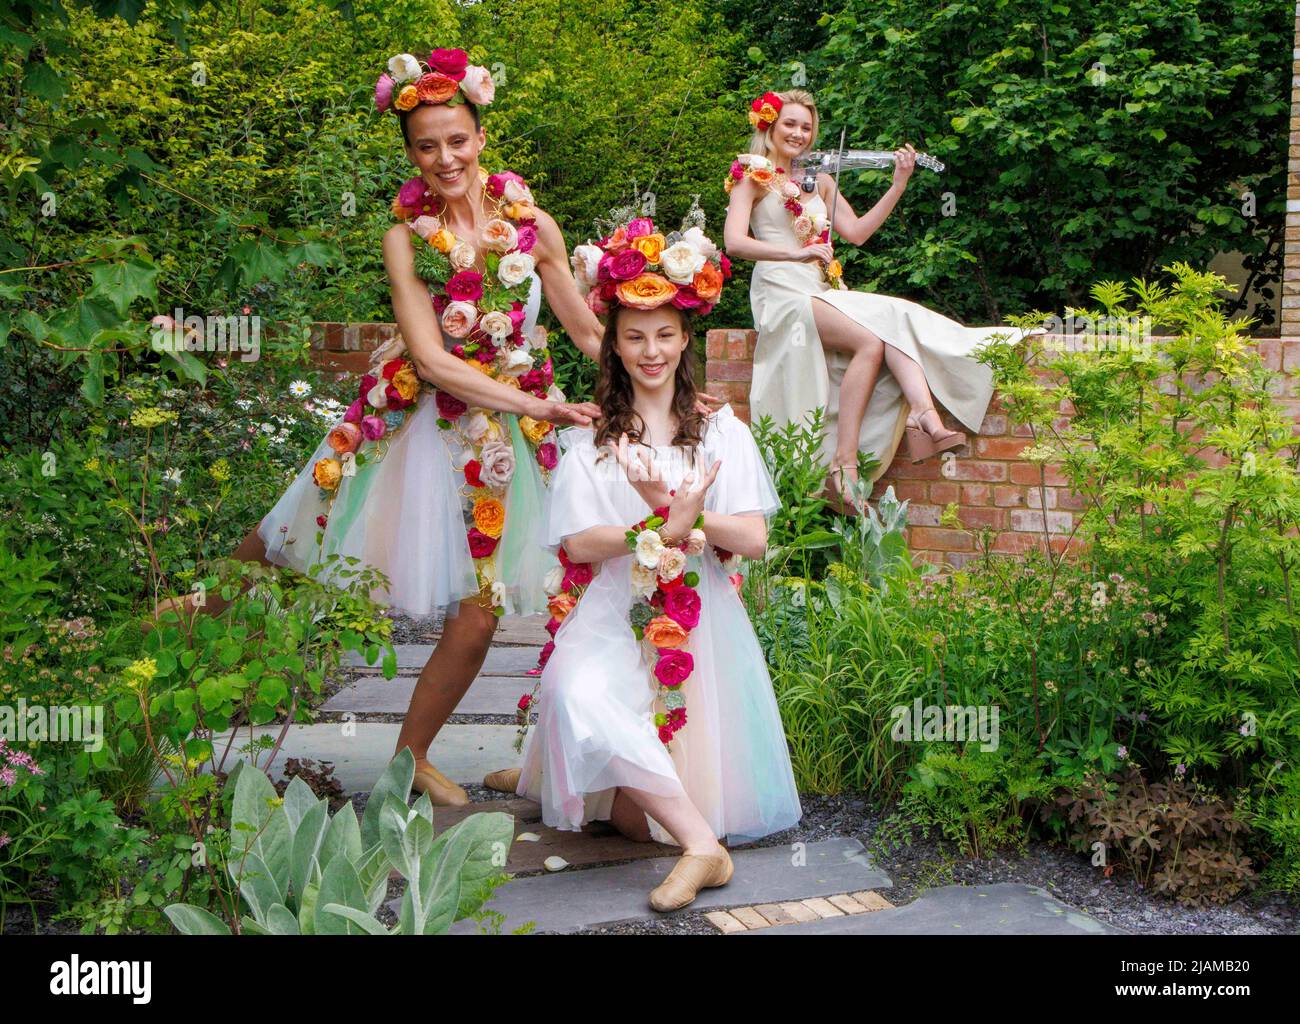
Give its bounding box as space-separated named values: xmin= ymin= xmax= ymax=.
xmin=904 ymin=408 xmax=966 ymax=463
xmin=648 ymin=847 xmax=734 ymax=912
xmin=411 ymin=759 xmax=469 ymax=806
xmin=482 ymin=767 xmax=521 ymax=794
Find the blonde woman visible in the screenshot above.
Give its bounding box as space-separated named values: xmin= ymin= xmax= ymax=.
xmin=724 ymin=88 xmax=1028 ymax=509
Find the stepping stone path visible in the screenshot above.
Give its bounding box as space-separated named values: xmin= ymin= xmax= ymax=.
xmin=285 ymin=616 xmax=1127 ymax=935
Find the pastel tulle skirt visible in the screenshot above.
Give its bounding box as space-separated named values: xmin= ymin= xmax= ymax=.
xmin=258 ymin=396 xmax=552 ymax=620
xmin=516 ymin=549 xmax=803 ymax=846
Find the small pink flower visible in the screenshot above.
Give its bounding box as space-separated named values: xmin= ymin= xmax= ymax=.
xmin=316 ymin=514 xmax=328 ymax=528
xmin=536 ymin=442 xmax=558 ymax=471
xmin=516 ymin=223 xmax=538 ymax=253
xmin=344 ymin=399 xmax=364 ymax=423
xmin=625 ymin=217 xmax=654 ymax=240
xmin=374 ymin=73 xmax=395 ymax=112
xmin=663 ymin=587 xmax=700 ymax=629
xmin=360 ymin=415 xmax=386 ymax=441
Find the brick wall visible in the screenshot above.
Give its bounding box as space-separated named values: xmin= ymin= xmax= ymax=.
xmin=703 ymin=328 xmax=1300 ymax=570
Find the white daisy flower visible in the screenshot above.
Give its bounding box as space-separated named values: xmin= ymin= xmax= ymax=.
xmin=162 ymin=467 xmax=183 ymax=485
xmin=288 ymin=380 xmax=311 ymax=398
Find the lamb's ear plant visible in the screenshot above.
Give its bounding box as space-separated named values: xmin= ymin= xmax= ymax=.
xmin=164 ymin=750 xmax=514 ymax=935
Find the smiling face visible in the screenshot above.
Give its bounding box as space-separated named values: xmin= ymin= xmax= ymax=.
xmin=768 ymin=102 xmax=817 ymax=165
xmin=612 ymin=305 xmax=690 ymax=395
xmin=403 ymin=103 xmax=486 ymax=202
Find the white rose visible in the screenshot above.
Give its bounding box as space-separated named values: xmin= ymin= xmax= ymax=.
xmin=441 ymin=300 xmax=478 ymax=338
xmin=679 ymin=227 xmax=717 ymax=261
xmin=480 ymin=310 xmax=514 ymax=340
xmin=631 ymin=562 xmax=659 ymax=599
xmin=737 ymin=153 xmax=773 ymax=171
xmin=503 ymin=348 xmax=534 ymax=376
xmin=657 ymin=547 xmax=686 ymax=583
xmin=497 ymin=251 xmax=535 ymax=287
xmin=366 ymin=381 xmax=389 ymax=409
xmin=527 ymin=325 xmax=549 ymax=351
xmin=570 ymin=244 xmax=603 ymax=290
xmin=464 ymin=411 xmax=491 ymax=441
xmin=482 ymin=218 xmax=518 ymax=253
xmin=479 ymin=440 xmax=516 ymax=488
xmin=388 ymin=54 xmax=422 ymax=84
xmin=411 ymin=215 xmax=440 ymax=240
xmin=660 ymin=241 xmax=706 ymax=285
xmin=635 ymin=529 xmax=664 ymax=570
xmin=449 ymin=240 xmax=476 ymax=271
xmin=544 ymin=565 xmax=565 ymax=596
xmin=684 ymin=528 xmax=707 ymax=556
xmin=502 ymin=178 xmax=533 ymax=204
xmin=491 ymin=580 xmax=507 ymax=608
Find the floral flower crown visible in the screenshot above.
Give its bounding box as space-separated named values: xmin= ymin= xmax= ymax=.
xmin=748 ymin=90 xmax=783 ymax=131
xmin=570 ymin=206 xmax=732 ymax=317
xmin=374 ymin=47 xmax=496 ymax=116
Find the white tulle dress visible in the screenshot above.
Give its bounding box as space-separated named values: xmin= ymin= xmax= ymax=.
xmin=514 ymin=404 xmax=803 ymax=845
xmin=258 ymin=271 xmax=555 ymax=620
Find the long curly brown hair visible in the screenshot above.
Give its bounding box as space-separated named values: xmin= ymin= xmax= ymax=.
xmin=592 ymin=304 xmax=706 ymax=455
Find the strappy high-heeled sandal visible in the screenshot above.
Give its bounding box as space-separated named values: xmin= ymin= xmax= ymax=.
xmin=823 ymin=461 xmax=863 ymax=516
xmin=904 ymin=408 xmax=967 ymax=463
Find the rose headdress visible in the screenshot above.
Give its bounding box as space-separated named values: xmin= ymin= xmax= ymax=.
xmin=748 ymin=91 xmax=783 ymax=131
xmin=569 ymin=201 xmax=732 ymax=318
xmin=374 ymin=47 xmax=497 ymax=117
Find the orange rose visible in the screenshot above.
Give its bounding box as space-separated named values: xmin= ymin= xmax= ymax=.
xmin=313 ymin=458 xmax=342 ymax=490
xmin=473 ymin=496 xmax=506 ymax=538
xmin=749 ymin=166 xmax=775 ymax=186
xmin=631 ymin=232 xmax=666 ymax=265
xmin=327 ymin=422 xmax=362 ymax=455
xmin=416 ymin=72 xmax=459 ymax=104
xmin=504 ymin=201 xmax=535 ymax=222
xmin=605 ymin=225 xmax=629 ymax=252
xmin=692 ymin=261 xmax=723 ymax=301
xmin=548 ymin=593 xmax=577 ymax=622
xmin=394 ymin=84 xmax=420 ymax=111
xmin=519 ymin=416 xmax=553 ymax=444
xmin=430 ymin=228 xmax=455 ymax=254
xmin=391 ymin=363 xmax=420 ymax=402
xmin=643 ymin=614 xmax=688 ymax=649
xmin=615 ymin=273 xmax=677 ymax=310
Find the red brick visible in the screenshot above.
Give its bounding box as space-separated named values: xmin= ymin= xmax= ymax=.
xmin=993 ymin=532 xmax=1048 ymax=554
xmin=1010 ymin=462 xmax=1069 ymax=486
xmin=1011 ymin=422 xmax=1035 ymax=437
xmin=312 ymin=350 xmax=372 ymax=373
xmin=705 ymin=330 xmax=726 ymax=360
xmin=929 ymin=482 xmax=960 ymax=504
xmin=957 ymin=507 xmax=1007 ymax=530
xmin=1257 ymin=339 xmax=1282 ymax=370
xmin=960 ymin=483 xmax=991 ymax=505
xmin=976 ymin=436 xmax=1031 ymax=459
xmin=1283 ymin=340 xmax=1300 ymax=373
xmin=909 ymin=527 xmax=973 ymax=552
xmin=709 ymin=359 xmax=753 ymax=382
xmin=994 ymin=485 xmax=1027 ymax=507
xmin=877 ymin=480 xmax=929 ymax=503
xmin=906 ymin=504 xmax=944 ymax=527
xmin=884 ymin=457 xmax=944 ymax=480
xmin=948 ymin=459 xmax=1008 ymax=482
xmin=1026 ymin=487 xmax=1059 ymax=509
xmin=979 ymin=414 xmax=1007 ymax=435
xmin=725 ymin=331 xmax=757 ymax=360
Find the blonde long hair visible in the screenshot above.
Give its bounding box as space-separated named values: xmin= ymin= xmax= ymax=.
xmin=746 ymin=89 xmax=820 ymax=160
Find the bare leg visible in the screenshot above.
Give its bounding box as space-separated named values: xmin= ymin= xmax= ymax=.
xmin=810 ymin=298 xmax=886 ymax=489
xmin=150 ymin=522 xmax=273 ymax=623
xmin=393 ymin=598 xmax=498 ymax=762
xmin=609 ymin=787 xmax=653 ymax=843
xmin=615 ymin=785 xmax=723 ymax=857
xmin=882 ymin=345 xmax=936 ymax=417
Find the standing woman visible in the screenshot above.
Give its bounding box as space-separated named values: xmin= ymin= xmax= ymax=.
xmin=723 ymin=89 xmax=1026 ymax=509
xmin=155 ymin=47 xmax=607 ymax=806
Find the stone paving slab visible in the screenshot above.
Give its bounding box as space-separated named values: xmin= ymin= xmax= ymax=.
xmin=201 ymin=722 xmax=519 ymax=793
xmin=740 ymin=883 xmax=1125 ymax=935
xmin=438 ymin=836 xmax=889 ymax=934
xmin=420 ymin=614 xmax=551 ymax=646
xmin=346 ymin=644 xmax=541 ymax=675
xmin=322 ymin=674 xmax=531 ymax=715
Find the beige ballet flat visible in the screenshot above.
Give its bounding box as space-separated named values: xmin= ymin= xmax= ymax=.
xmin=904 ymin=408 xmax=966 ymax=463
xmin=482 ymin=767 xmax=521 ymax=794
xmin=648 ymin=847 xmax=734 ymax=912
xmin=411 ymin=759 xmax=469 ymax=806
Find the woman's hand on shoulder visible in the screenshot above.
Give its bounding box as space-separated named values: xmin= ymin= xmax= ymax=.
xmin=537 ymin=398 xmax=602 ymax=427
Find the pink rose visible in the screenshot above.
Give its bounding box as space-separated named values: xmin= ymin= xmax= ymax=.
xmin=545 ymin=616 xmax=560 ymax=637
xmin=427 ymin=48 xmax=468 ymax=81
xmin=663 ymin=586 xmax=701 ymax=629
xmin=719 ymin=252 xmax=732 ymax=279
xmin=658 ymin=725 xmax=675 ymax=744
xmin=460 ymin=65 xmax=496 ymax=105
xmin=586 ymin=289 xmax=609 ymax=316
xmin=435 ymin=390 xmax=467 ymax=419
xmin=536 ymin=442 xmax=558 ymax=471
xmin=344 ymin=399 xmax=364 ymax=423
xmin=486 ymin=171 xmax=526 ymax=199
xmin=446 ymin=270 xmax=484 ymax=302
xmin=537 ymin=640 xmax=555 ymax=668
xmin=358 ymin=373 xmax=377 ymax=403
xmin=360 ymin=415 xmax=386 ymax=441
xmin=671 ymin=287 xmax=704 ymax=310
xmin=441 ymin=300 xmax=478 ymax=338
xmin=654 ymin=648 xmax=694 ymax=689
xmin=607 ymin=248 xmax=648 ymax=282
xmin=626 ymin=217 xmax=654 ymax=240
xmin=729 ymin=160 xmax=744 ymax=181
xmin=374 ymin=73 xmax=395 ymax=112
xmin=316 ymin=514 xmax=328 ymax=528
xmin=516 ymin=223 xmax=538 ymax=253
xmin=397 ymin=176 xmax=428 ymax=210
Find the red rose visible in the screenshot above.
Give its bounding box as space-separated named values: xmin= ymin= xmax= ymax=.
xmin=537 ymin=639 xmax=555 ymax=668
xmin=358 ymin=373 xmax=377 ymax=403
xmin=446 ymin=270 xmax=484 ymax=302
xmin=545 ymin=616 xmax=560 ymax=637
xmin=436 ymin=389 xmax=467 ymax=419
xmin=385 ymin=383 xmax=414 ymax=410
xmin=719 ymin=252 xmax=732 ymax=279
xmin=467 ymin=527 xmax=498 ymax=558
xmin=427 ymin=48 xmax=468 ymax=81
xmin=536 ymin=442 xmax=558 ymax=471
xmin=381 ymin=358 xmax=407 ymax=381
xmin=607 ymin=248 xmax=648 ymax=282
xmin=517 ymin=693 xmax=532 ymax=711
xmin=663 ymin=586 xmax=701 ymax=629
xmin=463 ymin=458 xmax=483 ymax=486
xmin=658 ymin=725 xmax=675 ymax=744
xmin=316 ymin=514 xmax=328 ymax=528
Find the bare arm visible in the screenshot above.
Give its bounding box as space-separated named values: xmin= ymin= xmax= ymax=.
xmin=531 ymin=207 xmax=604 ymax=362
xmin=821 ymin=144 xmax=916 ymax=247
xmin=723 ymin=175 xmax=805 ymax=263
xmin=383 ymin=224 xmax=599 ymax=424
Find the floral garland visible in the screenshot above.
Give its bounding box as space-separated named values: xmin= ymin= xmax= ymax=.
xmin=747 ymin=90 xmax=783 ymax=132
xmin=374 ymin=47 xmax=497 ymax=116
xmin=309 ymin=168 xmax=560 ymax=615
xmin=724 ymin=152 xmax=845 ymax=289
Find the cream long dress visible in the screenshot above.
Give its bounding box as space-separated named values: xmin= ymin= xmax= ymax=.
xmin=748 ymin=188 xmax=1025 ymax=478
